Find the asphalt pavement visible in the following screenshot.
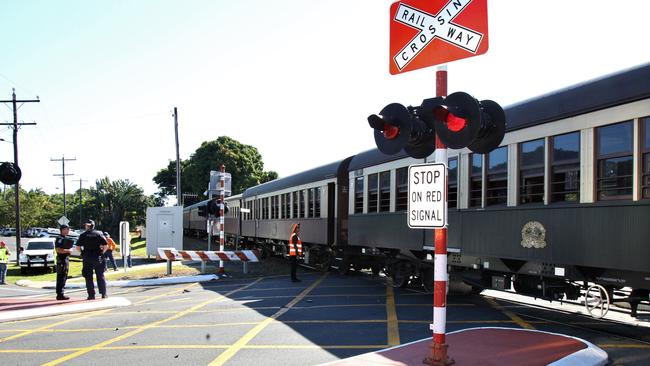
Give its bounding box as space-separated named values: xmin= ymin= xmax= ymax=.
xmin=1 ymin=264 xmax=649 ymax=366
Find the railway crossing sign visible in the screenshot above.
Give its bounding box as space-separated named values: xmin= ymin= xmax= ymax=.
xmin=408 ymin=162 xmax=447 ymax=228
xmin=389 ymin=0 xmax=489 ymax=74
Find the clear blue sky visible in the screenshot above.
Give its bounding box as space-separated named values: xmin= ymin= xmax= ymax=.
xmin=1 ymin=0 xmax=648 ymax=202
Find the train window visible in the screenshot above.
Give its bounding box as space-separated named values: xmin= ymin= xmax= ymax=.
xmin=273 ymin=196 xmax=279 ymax=219
xmin=379 ymin=171 xmax=391 ymax=212
xmin=354 ymin=177 xmax=364 ymax=214
xmin=292 ymin=191 xmax=298 ymax=218
xmin=395 ymin=167 xmax=408 ymax=211
xmin=315 ymin=187 xmax=321 ymax=217
xmin=367 ymin=173 xmax=378 ymax=212
xmin=308 ymin=189 xmax=314 ymax=218
xmin=264 ymin=198 xmax=269 ymax=219
xmin=301 ymin=190 xmax=307 ymax=217
xmin=641 ymin=117 xmax=650 ymax=198
xmin=486 ymin=147 xmax=507 ymax=206
xmin=284 ymin=193 xmax=291 ymax=219
xmin=469 ymin=154 xmax=483 ymax=207
xmin=551 ymin=132 xmax=580 ymax=202
xmin=597 ymin=121 xmax=633 ymax=200
xmin=520 ymin=139 xmax=545 ymax=204
xmin=448 ymin=158 xmax=458 ymax=209
xmin=257 ymin=199 xmax=261 ymax=220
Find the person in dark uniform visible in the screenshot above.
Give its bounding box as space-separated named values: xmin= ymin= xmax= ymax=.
xmin=54 ymin=224 xmax=74 ymax=300
xmin=288 ymin=223 xmax=303 ymax=282
xmin=77 ymin=219 xmax=108 ymax=300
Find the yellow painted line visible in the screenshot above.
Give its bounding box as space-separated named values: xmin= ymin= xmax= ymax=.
xmin=597 ymin=344 xmax=650 ymax=349
xmin=386 ymin=286 xmax=400 ymax=346
xmin=398 ymin=319 xmax=548 ymax=324
xmin=0 ymin=348 xmax=82 ymax=353
xmin=244 ymin=344 xmax=388 ymax=349
xmin=133 ymin=282 xmax=199 ymax=305
xmin=285 ymin=319 xmax=386 ymax=324
xmin=0 ymin=308 xmax=113 ymax=344
xmin=103 ymin=345 xmax=229 ymax=350
xmin=0 ymin=344 xmax=389 ymax=354
xmin=208 ymin=273 xmax=329 ymax=366
xmin=484 ymin=297 xmax=535 ymax=330
xmin=42 ymin=278 xmax=264 ymax=366
xmin=293 ymin=303 xmax=384 ymax=310
xmin=398 ymin=303 xmax=475 ymax=307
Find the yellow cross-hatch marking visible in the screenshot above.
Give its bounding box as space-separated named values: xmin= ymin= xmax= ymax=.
xmin=208 ymin=273 xmax=329 ymax=366
xmin=484 ymin=297 xmax=535 ymax=330
xmin=386 ymin=285 xmax=401 ymax=346
xmin=41 ymin=278 xmax=264 ymax=366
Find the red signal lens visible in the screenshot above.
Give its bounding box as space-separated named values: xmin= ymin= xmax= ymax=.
xmin=446 ymin=112 xmax=467 ymax=132
xmin=383 ymin=123 xmax=399 ymax=140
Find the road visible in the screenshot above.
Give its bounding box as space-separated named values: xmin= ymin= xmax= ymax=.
xmin=0 ymin=263 xmax=649 ymax=365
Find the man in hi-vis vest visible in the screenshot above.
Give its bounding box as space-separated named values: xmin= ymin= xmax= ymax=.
xmin=289 ymin=223 xmax=303 ymax=282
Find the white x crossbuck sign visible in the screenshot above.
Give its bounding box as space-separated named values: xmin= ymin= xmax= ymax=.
xmin=393 ymin=0 xmax=484 ymax=71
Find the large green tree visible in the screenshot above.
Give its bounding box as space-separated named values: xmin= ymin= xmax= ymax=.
xmin=153 ymin=136 xmax=278 ymax=200
xmin=82 ymin=177 xmax=155 ymax=235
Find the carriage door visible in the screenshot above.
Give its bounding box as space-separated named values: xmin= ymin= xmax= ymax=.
xmin=327 ymin=183 xmax=335 ymax=245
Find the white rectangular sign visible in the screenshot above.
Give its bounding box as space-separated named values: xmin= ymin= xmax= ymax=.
xmin=408 ymin=163 xmax=447 ymax=229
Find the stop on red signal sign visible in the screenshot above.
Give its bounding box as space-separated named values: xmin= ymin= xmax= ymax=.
xmin=389 ymin=0 xmax=489 ymax=75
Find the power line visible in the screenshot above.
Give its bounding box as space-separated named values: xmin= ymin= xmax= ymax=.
xmin=72 ymin=178 xmax=88 ymax=224
xmin=0 ymin=88 xmax=39 ymax=262
xmin=51 ymin=156 xmax=76 ymax=218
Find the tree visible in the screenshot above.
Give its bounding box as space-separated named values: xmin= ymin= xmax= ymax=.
xmin=84 ymin=177 xmax=151 ymax=235
xmin=153 ymin=136 xmax=278 ymax=199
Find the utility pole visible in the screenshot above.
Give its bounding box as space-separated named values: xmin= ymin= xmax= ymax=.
xmin=72 ymin=178 xmax=88 ymax=226
xmin=51 ymin=156 xmax=76 ymax=218
xmin=0 ymin=88 xmax=39 ymax=263
xmin=173 ymin=107 xmax=181 ymax=206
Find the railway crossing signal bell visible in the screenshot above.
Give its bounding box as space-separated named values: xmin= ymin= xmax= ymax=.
xmin=198 ymin=203 xmax=208 ymax=217
xmin=207 ymin=198 xmax=229 ymax=218
xmin=368 ymin=92 xmax=506 ymax=156
xmin=0 ymin=162 xmax=22 ymax=185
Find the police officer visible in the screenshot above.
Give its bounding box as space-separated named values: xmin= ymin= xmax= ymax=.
xmin=77 ymin=219 xmax=108 ymax=300
xmin=54 ymin=224 xmax=74 ymax=300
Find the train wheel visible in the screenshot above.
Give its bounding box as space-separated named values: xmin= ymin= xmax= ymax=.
xmin=421 ymin=267 xmax=434 ymax=293
xmin=585 ymin=284 xmax=610 ymax=318
xmin=390 ymin=261 xmax=412 ymax=288
xmin=316 ymin=251 xmax=333 ymax=272
xmin=338 ymin=257 xmax=351 ymax=275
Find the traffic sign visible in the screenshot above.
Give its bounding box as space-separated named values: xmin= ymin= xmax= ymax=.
xmin=389 ymin=0 xmax=489 ymax=75
xmin=57 ymin=216 xmax=70 ymax=226
xmin=408 ymin=163 xmax=446 ymax=228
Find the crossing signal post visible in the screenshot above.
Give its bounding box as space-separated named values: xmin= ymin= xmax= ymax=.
xmin=368 ymin=73 xmax=506 ymax=366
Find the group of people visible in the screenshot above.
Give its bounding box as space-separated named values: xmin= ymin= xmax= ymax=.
xmin=55 ymin=219 xmax=127 ymax=301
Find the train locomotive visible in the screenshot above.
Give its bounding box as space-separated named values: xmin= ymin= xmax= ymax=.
xmin=185 ymin=63 xmax=650 ymax=317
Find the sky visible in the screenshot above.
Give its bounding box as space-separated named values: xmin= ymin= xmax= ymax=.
xmin=1 ymin=0 xmax=649 ymax=203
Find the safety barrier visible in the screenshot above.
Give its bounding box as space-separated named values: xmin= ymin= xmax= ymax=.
xmin=157 ymin=248 xmax=261 ymax=274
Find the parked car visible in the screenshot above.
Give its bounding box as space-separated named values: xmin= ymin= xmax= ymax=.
xmin=1 ymin=228 xmax=16 ymax=236
xmin=19 ymin=238 xmax=56 ymax=274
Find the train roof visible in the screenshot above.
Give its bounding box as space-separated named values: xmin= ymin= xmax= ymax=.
xmin=242 ymin=158 xmax=350 ymax=198
xmin=505 ymin=62 xmax=650 ymax=131
xmin=348 ymin=149 xmax=412 ymax=172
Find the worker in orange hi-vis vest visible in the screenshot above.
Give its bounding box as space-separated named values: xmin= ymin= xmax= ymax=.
xmin=289 ymin=223 xmax=303 ymax=282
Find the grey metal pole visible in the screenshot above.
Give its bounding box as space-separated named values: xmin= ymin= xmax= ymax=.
xmin=173 ymin=107 xmax=181 ymax=206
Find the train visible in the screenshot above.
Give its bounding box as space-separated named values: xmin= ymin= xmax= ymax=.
xmin=184 ymin=63 xmax=650 ymax=317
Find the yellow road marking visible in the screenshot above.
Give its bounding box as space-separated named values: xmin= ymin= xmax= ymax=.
xmin=132 ymin=282 xmax=198 ymax=305
xmin=42 ymin=278 xmax=264 ymax=366
xmin=597 ymin=344 xmax=650 ymax=349
xmin=0 ymin=308 xmax=112 ymax=344
xmin=484 ymin=297 xmax=535 ymax=330
xmin=386 ymin=286 xmax=400 ymax=346
xmin=0 ymin=344 xmax=389 ymax=354
xmin=208 ymin=273 xmax=329 ymax=366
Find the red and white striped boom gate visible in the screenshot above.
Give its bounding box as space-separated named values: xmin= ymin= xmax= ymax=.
xmin=158 ymin=248 xmax=260 ymax=263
